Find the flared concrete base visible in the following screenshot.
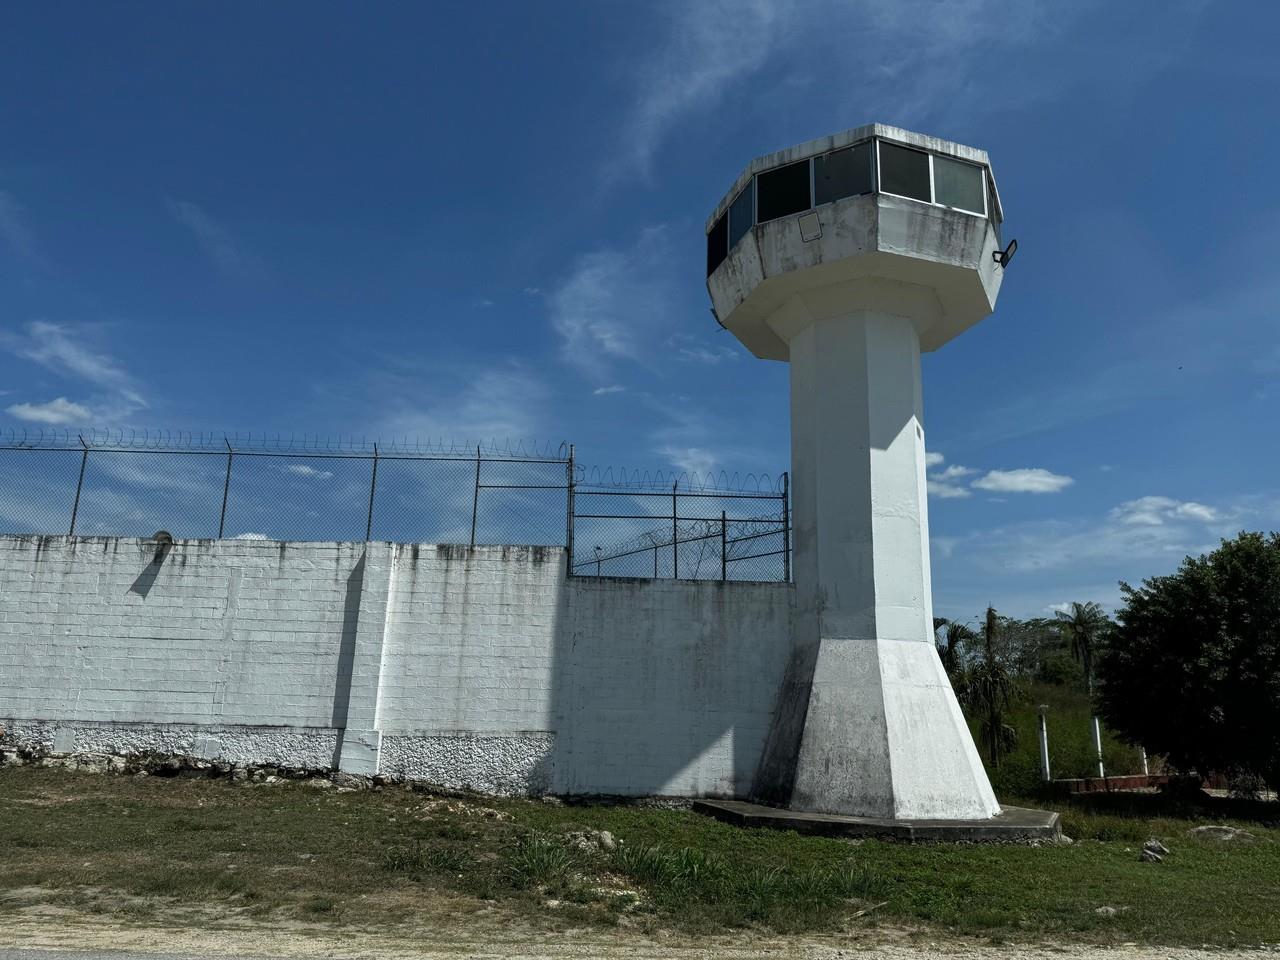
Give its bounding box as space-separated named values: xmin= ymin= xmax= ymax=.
xmin=694 ymin=798 xmax=1060 ymax=842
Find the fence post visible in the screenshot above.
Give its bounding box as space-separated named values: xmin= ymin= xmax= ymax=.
xmin=68 ymin=434 xmax=89 ymax=536
xmin=781 ymin=471 xmax=791 ymax=583
xmin=653 ymin=543 xmax=658 ymax=578
xmin=1038 ymin=707 xmax=1051 ymax=782
xmin=365 ymin=443 xmax=379 ymax=541
xmin=218 ymin=437 xmax=233 ymax=538
xmin=671 ymin=480 xmax=678 ymax=580
xmin=721 ymin=510 xmax=727 ymax=582
xmin=1092 ymin=715 xmax=1106 ymax=779
xmin=469 ymin=445 xmax=481 ymax=549
xmin=565 ymin=443 xmax=575 ymax=573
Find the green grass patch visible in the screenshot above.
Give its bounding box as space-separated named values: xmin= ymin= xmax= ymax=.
xmin=1 ymin=766 xmax=1278 ymax=945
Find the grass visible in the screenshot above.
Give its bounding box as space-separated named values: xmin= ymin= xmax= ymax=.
xmin=1 ymin=766 xmax=1278 ymax=946
xmin=977 ymin=681 xmax=1148 ymax=796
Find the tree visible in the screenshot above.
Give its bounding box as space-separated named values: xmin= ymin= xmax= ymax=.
xmin=1097 ymin=532 xmax=1280 ymax=791
xmin=960 ymin=606 xmax=1018 ymax=768
xmin=1055 ymin=601 xmax=1110 ymax=692
xmin=935 ymin=619 xmax=975 ymax=679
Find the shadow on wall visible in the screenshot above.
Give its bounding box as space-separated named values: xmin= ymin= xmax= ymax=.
xmin=532 ymin=572 xmax=795 ymax=798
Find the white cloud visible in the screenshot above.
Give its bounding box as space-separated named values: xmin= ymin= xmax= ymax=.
xmin=284 ymin=464 xmax=334 ymax=480
xmin=657 ymin=445 xmax=718 ymax=479
xmin=1 ymin=321 xmax=147 ymax=423
xmin=5 ymin=396 xmax=91 ymax=425
xmin=1110 ymin=496 xmax=1219 ymax=527
xmin=549 ymin=225 xmax=675 ymax=378
xmin=972 ymin=468 xmax=1074 ymax=495
xmin=167 ymin=199 xmax=260 ymax=277
xmin=925 ymin=451 xmax=946 ymax=468
xmin=934 ymin=464 xmax=976 ymax=481
xmin=1045 ymin=602 xmax=1074 ymax=615
xmin=593 ymin=385 xmax=626 ymax=396
xmin=928 ymin=479 xmax=972 ymax=500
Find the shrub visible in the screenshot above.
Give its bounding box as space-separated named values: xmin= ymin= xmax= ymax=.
xmin=503 ymin=833 xmax=573 ymax=888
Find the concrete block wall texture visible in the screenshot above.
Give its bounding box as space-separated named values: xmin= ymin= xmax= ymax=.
xmin=0 ymin=536 xmax=793 ymax=798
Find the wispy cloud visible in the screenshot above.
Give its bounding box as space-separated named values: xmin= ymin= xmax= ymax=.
xmin=0 ymin=191 xmax=39 ymax=263
xmin=5 ymin=396 xmax=91 ymax=425
xmin=378 ymin=363 xmax=552 ymax=446
xmin=667 ymin=333 xmax=741 ymax=366
xmin=1 ymin=321 xmax=147 ymax=424
xmin=613 ymin=0 xmax=1134 ymax=184
xmin=972 ymin=468 xmax=1074 ymax=495
xmin=167 ymin=199 xmax=261 ymax=278
xmin=549 ymin=225 xmax=675 ymax=378
xmin=284 ymin=464 xmax=334 ymax=481
xmin=617 ymin=0 xmax=783 ymax=180
xmin=593 ymin=385 xmax=626 ymax=396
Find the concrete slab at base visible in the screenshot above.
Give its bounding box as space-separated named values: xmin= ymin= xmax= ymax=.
xmin=693 ymin=799 xmax=1059 ymax=842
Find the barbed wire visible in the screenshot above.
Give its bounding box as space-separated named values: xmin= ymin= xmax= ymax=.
xmin=0 ymin=428 xmax=571 ymax=461
xmin=574 ymin=464 xmax=786 ymax=494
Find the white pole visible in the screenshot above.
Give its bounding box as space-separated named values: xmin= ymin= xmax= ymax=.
xmin=1037 ymin=710 xmax=1051 ymax=782
xmin=1140 ymin=747 xmax=1149 ymax=776
xmin=1092 ymin=716 xmax=1105 ymax=779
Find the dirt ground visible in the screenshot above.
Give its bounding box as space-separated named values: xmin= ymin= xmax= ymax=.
xmin=0 ymin=911 xmax=1270 ymax=960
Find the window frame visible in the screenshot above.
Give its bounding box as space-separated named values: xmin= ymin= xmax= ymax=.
xmin=754 ymin=158 xmax=816 ymax=226
xmin=874 ymin=138 xmax=987 ymax=219
xmin=811 ymin=139 xmax=877 ymax=208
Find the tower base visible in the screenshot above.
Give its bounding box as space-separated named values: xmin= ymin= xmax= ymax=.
xmin=753 ymin=635 xmax=1001 ymax=821
xmin=693 ymin=799 xmax=1060 ymax=843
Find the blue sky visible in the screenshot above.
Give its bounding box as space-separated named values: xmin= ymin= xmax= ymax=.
xmin=1 ymin=0 xmax=1277 ymax=620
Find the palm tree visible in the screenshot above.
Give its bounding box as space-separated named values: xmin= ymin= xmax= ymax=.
xmin=961 ymin=606 xmax=1018 ymax=768
xmin=934 ymin=619 xmax=975 ymax=679
xmin=1055 ymin=601 xmax=1108 ymax=693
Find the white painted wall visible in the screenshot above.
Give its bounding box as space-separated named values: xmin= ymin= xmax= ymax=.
xmin=0 ymin=536 xmax=793 ymax=798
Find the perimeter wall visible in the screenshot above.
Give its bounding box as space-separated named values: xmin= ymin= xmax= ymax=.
xmin=0 ymin=535 xmax=794 ymax=797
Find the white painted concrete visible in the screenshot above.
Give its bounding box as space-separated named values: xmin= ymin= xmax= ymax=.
xmin=707 ymin=126 xmax=1004 ymax=820
xmin=0 ymin=536 xmax=793 ymax=798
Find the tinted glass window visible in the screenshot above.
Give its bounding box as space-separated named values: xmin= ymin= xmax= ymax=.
xmin=933 ymin=155 xmax=985 ymax=214
xmin=814 ymin=142 xmax=872 ymax=205
xmin=878 ymin=142 xmax=931 ymax=203
xmin=706 ymin=213 xmax=728 ymax=277
xmin=756 ymin=160 xmax=811 ymax=223
xmin=728 ymin=184 xmax=754 ymax=249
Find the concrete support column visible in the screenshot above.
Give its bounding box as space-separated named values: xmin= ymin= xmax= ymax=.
xmin=776 ymin=307 xmax=999 ymax=820
xmin=336 ymin=543 xmax=398 ymax=775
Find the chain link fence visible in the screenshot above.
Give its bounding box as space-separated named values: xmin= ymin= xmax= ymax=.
xmin=568 ymin=476 xmax=789 ymax=583
xmin=0 ymin=431 xmax=789 ymax=583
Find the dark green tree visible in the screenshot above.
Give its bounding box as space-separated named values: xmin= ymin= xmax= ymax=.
xmin=1097 ymin=532 xmax=1280 ymax=790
